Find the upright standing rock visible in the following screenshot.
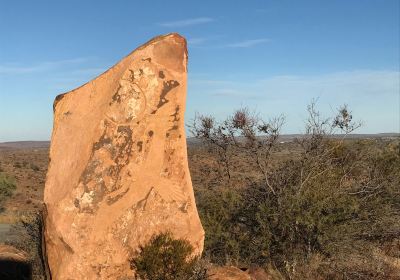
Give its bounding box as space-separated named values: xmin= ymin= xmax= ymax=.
xmin=44 ymin=33 xmax=204 ymax=279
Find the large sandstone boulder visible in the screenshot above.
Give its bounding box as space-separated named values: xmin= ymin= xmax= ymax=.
xmin=44 ymin=33 xmax=204 ymax=279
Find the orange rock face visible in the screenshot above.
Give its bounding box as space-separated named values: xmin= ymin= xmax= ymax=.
xmin=44 ymin=33 xmax=204 ymax=279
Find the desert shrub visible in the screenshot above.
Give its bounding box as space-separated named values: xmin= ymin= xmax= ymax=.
xmin=30 ymin=163 xmax=40 ymax=171
xmin=0 ymin=172 xmax=16 ymax=210
xmin=239 ymin=140 xmax=400 ymax=278
xmin=192 ymin=103 xmax=400 ymax=279
xmin=130 ymin=232 xmax=207 ymax=280
xmin=196 ymin=188 xmax=243 ymax=265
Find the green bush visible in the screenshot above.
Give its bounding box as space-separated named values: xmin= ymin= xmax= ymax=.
xmin=196 ymin=188 xmax=243 ymax=265
xmin=130 ymin=232 xmax=207 ymax=280
xmin=0 ymin=172 xmax=16 ymax=210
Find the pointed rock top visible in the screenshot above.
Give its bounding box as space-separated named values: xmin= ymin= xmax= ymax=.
xmin=53 ymin=33 xmax=187 ymax=112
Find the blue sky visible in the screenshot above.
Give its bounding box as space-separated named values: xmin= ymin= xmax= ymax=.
xmin=0 ymin=0 xmax=399 ymax=141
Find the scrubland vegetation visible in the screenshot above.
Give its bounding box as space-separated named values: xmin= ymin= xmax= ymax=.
xmin=0 ymin=172 xmax=16 ymax=211
xmin=1 ymin=103 xmax=398 ymax=279
xmin=129 ymin=103 xmax=399 ymax=279
xmin=188 ymin=102 xmax=400 ymax=279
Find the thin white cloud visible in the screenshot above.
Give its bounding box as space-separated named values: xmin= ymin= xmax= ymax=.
xmin=192 ymin=70 xmax=399 ymax=100
xmin=258 ymin=70 xmax=399 ymax=98
xmin=211 ymin=89 xmax=240 ymax=96
xmin=209 ymin=89 xmax=261 ymax=99
xmin=186 ymin=35 xmax=226 ymax=48
xmin=187 ymin=37 xmax=208 ymax=45
xmin=159 ymin=17 xmax=214 ymax=27
xmin=256 ymin=70 xmax=400 ymax=133
xmin=189 ymin=70 xmax=399 ymax=133
xmin=190 ymin=79 xmax=237 ymax=86
xmin=0 ymin=57 xmax=91 ymax=74
xmin=226 ymin=38 xmax=271 ymax=48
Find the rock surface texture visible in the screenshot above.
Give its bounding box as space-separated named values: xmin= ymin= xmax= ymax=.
xmin=44 ymin=33 xmax=204 ymax=279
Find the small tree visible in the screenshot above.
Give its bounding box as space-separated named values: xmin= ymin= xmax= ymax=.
xmin=190 ymin=108 xmax=284 ymax=194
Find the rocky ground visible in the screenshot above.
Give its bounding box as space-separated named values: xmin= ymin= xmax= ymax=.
xmin=0 ymin=145 xmax=48 ymax=279
xmin=0 ymin=146 xmax=48 ymax=212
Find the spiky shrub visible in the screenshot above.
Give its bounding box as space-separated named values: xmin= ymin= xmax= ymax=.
xmin=130 ymin=232 xmax=207 ymax=280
